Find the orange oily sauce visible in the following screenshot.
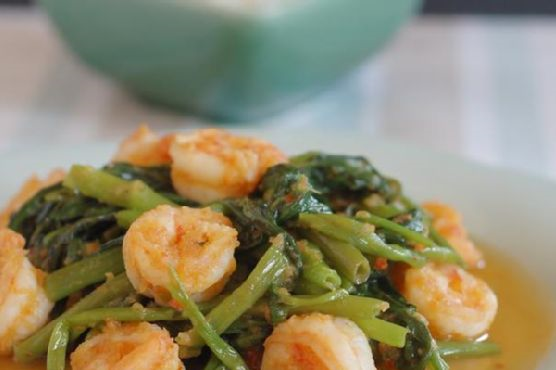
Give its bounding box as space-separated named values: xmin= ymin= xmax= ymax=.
xmin=450 ymin=246 xmax=555 ymax=370
xmin=1 ymin=247 xmax=554 ymax=370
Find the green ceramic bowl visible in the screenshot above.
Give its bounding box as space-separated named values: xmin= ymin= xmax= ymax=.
xmin=41 ymin=0 xmax=420 ymax=120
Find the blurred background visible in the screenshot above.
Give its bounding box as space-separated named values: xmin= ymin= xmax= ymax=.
xmin=3 ymin=0 xmax=556 ymax=14
xmin=1 ymin=0 xmax=555 ymax=179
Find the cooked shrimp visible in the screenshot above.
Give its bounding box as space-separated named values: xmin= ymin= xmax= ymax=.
xmin=423 ymin=202 xmax=484 ymax=268
xmin=403 ymin=263 xmax=498 ymax=339
xmin=71 ymin=321 xmax=184 ymax=370
xmin=112 ymin=124 xmax=174 ymax=166
xmin=261 ymin=313 xmax=376 ymax=370
xmin=123 ymin=205 xmax=239 ymax=305
xmin=0 ymin=169 xmax=65 ymax=227
xmin=170 ymin=129 xmax=287 ymax=203
xmin=0 ymin=229 xmax=52 ymax=354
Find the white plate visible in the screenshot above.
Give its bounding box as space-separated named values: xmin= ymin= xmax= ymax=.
xmin=1 ymin=130 xmax=555 ymax=366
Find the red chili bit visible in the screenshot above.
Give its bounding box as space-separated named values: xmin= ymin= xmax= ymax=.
xmin=168 ymin=299 xmax=182 ymax=311
xmin=175 ymin=224 xmax=185 ymax=244
xmin=284 ymin=193 xmax=296 ymax=204
xmin=413 ymin=243 xmax=425 ymax=252
xmin=244 ymin=347 xmax=263 ymax=370
xmin=374 ymin=257 xmax=388 ymax=270
xmin=385 ymin=359 xmax=397 ymax=370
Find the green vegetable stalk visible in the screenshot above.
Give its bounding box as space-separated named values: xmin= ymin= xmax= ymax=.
xmin=67 ymin=307 xmax=183 ymax=326
xmin=178 ymin=239 xmax=289 ymax=348
xmin=278 ymin=291 xmax=407 ymax=348
xmin=169 ymin=268 xmax=248 ymax=370
xmin=277 ymin=289 xmax=348 ymax=308
xmin=115 ymin=209 xmax=144 ymax=229
xmin=356 ymin=212 xmax=464 ymax=266
xmin=354 ymin=318 xmax=408 ymax=348
xmin=298 ymin=213 xmax=426 ymax=267
xmin=45 ymin=247 xmax=124 ymax=302
xmin=294 ymin=277 xmax=329 ymax=295
xmin=287 ymin=295 xmax=388 ymax=320
xmin=305 ymin=232 xmax=371 ymax=284
xmin=298 ymin=241 xmax=342 ymax=291
xmin=63 ymin=165 xmax=175 ymax=211
xmin=204 ymin=355 xmax=226 ymax=370
xmin=437 ymin=341 xmax=500 ymax=359
xmin=46 ymin=321 xmax=70 ymax=370
xmin=14 ymin=273 xmax=134 ymax=362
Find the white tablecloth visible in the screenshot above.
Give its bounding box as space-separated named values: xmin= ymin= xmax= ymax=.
xmin=1 ymin=9 xmax=556 ymax=180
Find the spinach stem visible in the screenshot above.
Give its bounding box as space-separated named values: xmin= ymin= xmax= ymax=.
xmin=64 ymin=165 xmax=175 ymax=211
xmin=169 ymin=268 xmax=248 ymax=370
xmin=14 ymin=273 xmax=134 ymax=362
xmin=180 ymin=240 xmax=289 ymax=348
xmin=46 ymin=321 xmax=70 ymax=370
xmin=45 ymin=247 xmax=124 ymax=302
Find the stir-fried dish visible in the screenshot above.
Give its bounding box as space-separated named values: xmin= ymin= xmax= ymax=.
xmin=0 ymin=127 xmax=502 ymax=370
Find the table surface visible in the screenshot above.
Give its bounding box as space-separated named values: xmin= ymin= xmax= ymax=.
xmin=1 ymin=9 xmax=556 ymax=181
